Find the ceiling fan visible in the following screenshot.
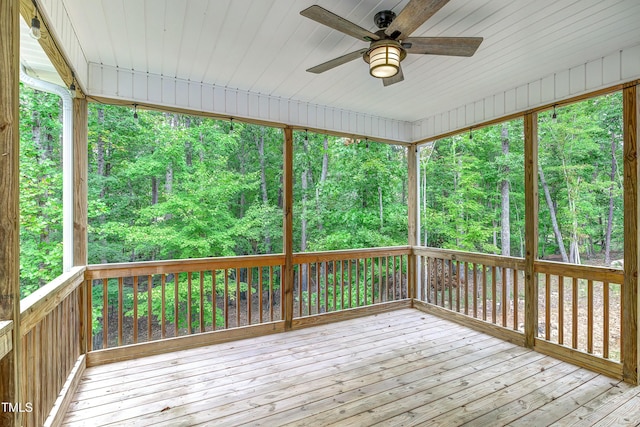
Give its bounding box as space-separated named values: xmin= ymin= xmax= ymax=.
xmin=300 ymin=0 xmax=483 ymax=86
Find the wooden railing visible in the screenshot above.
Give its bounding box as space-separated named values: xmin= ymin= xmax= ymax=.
xmin=414 ymin=248 xmax=526 ymax=343
xmin=19 ymin=266 xmax=86 ymax=427
xmin=414 ymin=246 xmax=625 ymax=378
xmin=84 ymin=254 xmax=285 ymax=351
xmin=292 ymin=247 xmax=411 ymax=318
xmin=84 ymin=247 xmax=412 ymax=353
xmin=534 ymin=260 xmax=623 ymax=367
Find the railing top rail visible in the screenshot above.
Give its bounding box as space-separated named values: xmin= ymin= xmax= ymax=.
xmin=0 ymin=320 xmax=12 ymax=361
xmin=86 ymin=253 xmax=287 ymax=279
xmin=534 ymin=259 xmax=624 ymax=283
xmin=20 ymin=266 xmax=86 ymax=336
xmin=293 ymin=246 xmax=412 ymax=263
xmin=413 ymin=246 xmax=526 ymax=269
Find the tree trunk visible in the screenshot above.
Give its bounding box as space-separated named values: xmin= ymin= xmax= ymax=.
xmin=97 ymin=107 xmax=105 ymax=198
xmin=539 ymin=165 xmax=568 ymax=262
xmin=604 ymin=131 xmax=616 ymax=266
xmin=257 ymin=128 xmax=271 ymax=253
xmin=500 ymin=124 xmax=511 ymax=257
xmin=379 ymin=186 xmax=384 ymax=232
xmin=151 ymin=177 xmax=158 ymax=205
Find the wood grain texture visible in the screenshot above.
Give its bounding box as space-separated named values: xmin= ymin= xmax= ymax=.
xmin=73 ymin=98 xmax=88 ymax=266
xmin=283 ymin=127 xmax=294 ymax=329
xmin=414 ymin=246 xmax=525 ymax=269
xmin=19 ymin=267 xmax=85 ymax=336
xmin=86 ymin=321 xmax=285 ymax=366
xmin=0 ymin=1 xmax=21 ymax=424
xmin=61 ymin=308 xmax=640 ymax=426
xmin=0 ymin=321 xmax=12 ymax=360
xmin=524 ymin=112 xmax=539 ymax=348
xmin=85 ymin=253 xmax=285 ymax=279
xmin=623 ymin=84 xmax=639 ymax=384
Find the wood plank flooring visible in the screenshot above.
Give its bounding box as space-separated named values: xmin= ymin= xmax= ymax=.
xmin=62 ymin=308 xmax=640 ymax=426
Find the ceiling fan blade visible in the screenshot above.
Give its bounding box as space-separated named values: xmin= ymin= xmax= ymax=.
xmin=301 ymin=5 xmax=380 ymax=41
xmin=385 ymin=0 xmax=450 ymax=39
xmin=383 ymin=66 xmax=404 ymax=87
xmin=403 ymin=37 xmax=483 ymax=56
xmin=307 ymin=48 xmax=368 ymax=74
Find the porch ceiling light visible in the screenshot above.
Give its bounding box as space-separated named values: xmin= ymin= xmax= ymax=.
xmin=366 ymin=40 xmax=404 ymax=79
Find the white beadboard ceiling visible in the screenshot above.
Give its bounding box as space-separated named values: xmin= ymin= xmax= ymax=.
xmin=23 ymin=0 xmax=640 ymax=142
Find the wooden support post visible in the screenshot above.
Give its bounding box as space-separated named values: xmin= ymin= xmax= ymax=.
xmin=407 ymin=145 xmax=418 ymax=299
xmin=73 ymin=98 xmax=88 ymax=355
xmin=623 ymin=84 xmax=639 ymax=384
xmin=0 ymin=0 xmax=22 ymax=425
xmin=73 ymin=98 xmax=88 ymax=267
xmin=283 ymin=127 xmax=294 ymax=329
xmin=524 ymin=112 xmax=539 ymax=349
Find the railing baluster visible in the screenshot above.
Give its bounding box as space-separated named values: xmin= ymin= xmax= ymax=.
xmin=491 ymin=265 xmax=497 ymax=324
xmin=400 ymin=255 xmax=404 ymax=298
xmin=464 ymin=261 xmax=469 ymax=315
xmin=501 ymin=267 xmax=507 ymax=327
xmin=133 ymin=276 xmax=138 ymax=343
xmin=224 ymin=269 xmax=229 ymax=329
xmin=315 ymin=263 xmax=320 ymax=315
xmin=572 ymin=277 xmax=578 ymax=349
xmin=456 ymin=260 xmax=461 ymax=313
xmin=118 ymin=277 xmax=123 ymax=346
xmin=333 ymin=260 xmax=338 ymax=309
xmin=587 ymin=279 xmax=593 ymax=354
xmin=472 ymin=263 xmax=477 ymax=318
xmin=325 ymin=261 xmax=330 ymax=311
xmin=248 ymin=267 xmax=252 ymax=325
xmin=212 ymin=270 xmax=217 ymax=331
xmin=392 ymin=256 xmax=396 ymax=302
xmin=174 ymin=273 xmax=179 ymax=337
xmin=369 ymin=258 xmax=374 ymax=304
xmin=259 ymin=266 xmax=264 ymax=323
xmin=356 ymin=259 xmax=360 ymax=307
xmin=148 ymin=275 xmax=153 ymax=340
xmin=603 ymin=281 xmax=610 ymax=359
xmin=187 ymin=273 xmax=193 ymax=335
xmin=448 ymin=260 xmax=453 ymax=309
xmin=513 ymin=269 xmax=518 ymax=331
xmin=297 ymin=264 xmax=302 ymax=316
xmin=161 ymin=274 xmax=166 ymax=338
xmin=482 ymin=265 xmax=487 ymax=321
xmin=269 ymin=266 xmax=274 ymax=322
xmin=385 ymin=257 xmax=390 ymax=302
xmin=558 ymin=275 xmax=564 ymax=345
xmin=199 ymin=272 xmax=205 ymax=333
xmin=378 ymin=257 xmax=382 ymax=304
xmin=102 ymin=278 xmax=108 ymax=349
xmin=236 ymin=268 xmax=241 ymax=327
xmin=545 ymin=273 xmax=551 ymax=340
xmin=348 ymin=260 xmax=353 ymax=308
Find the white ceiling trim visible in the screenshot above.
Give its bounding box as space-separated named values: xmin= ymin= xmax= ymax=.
xmin=87 ymin=63 xmax=414 ymax=144
xmin=412 ymin=42 xmax=640 ymax=142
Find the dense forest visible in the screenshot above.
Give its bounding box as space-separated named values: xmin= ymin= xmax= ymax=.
xmin=18 ymin=86 xmax=623 ymax=298
xmin=421 ymin=92 xmax=623 ymax=264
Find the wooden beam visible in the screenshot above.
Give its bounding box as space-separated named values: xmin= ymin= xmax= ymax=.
xmin=18 ymin=0 xmax=83 ymax=97
xmin=523 ymin=112 xmax=538 ymax=349
xmin=407 ymin=146 xmax=418 ymax=298
xmin=283 ymin=127 xmax=294 ymax=329
xmin=623 ymin=84 xmax=639 ymax=384
xmin=73 ymin=98 xmax=88 ymax=266
xmin=0 ymin=1 xmax=22 ymax=425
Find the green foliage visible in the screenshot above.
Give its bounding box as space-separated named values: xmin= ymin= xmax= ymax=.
xmin=19 ymin=85 xmax=64 ymax=297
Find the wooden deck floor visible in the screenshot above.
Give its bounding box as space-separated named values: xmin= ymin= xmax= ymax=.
xmin=62 ymin=308 xmax=640 ymax=426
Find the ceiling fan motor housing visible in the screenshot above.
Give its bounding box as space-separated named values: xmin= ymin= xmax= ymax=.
xmin=374 ymin=10 xmax=396 ymax=29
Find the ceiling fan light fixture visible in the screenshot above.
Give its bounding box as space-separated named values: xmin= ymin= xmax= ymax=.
xmin=368 ymin=44 xmax=401 ymax=78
